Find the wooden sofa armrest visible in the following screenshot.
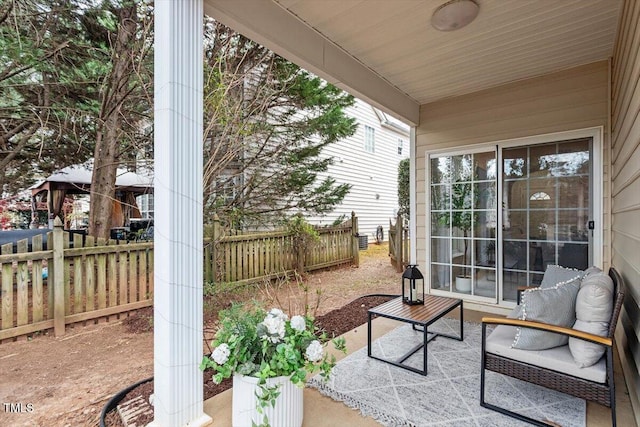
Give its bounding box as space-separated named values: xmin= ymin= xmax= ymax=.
xmin=481 ymin=317 xmax=612 ymax=346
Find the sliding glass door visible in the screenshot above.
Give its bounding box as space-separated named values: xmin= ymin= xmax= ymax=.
xmin=428 ymin=137 xmax=594 ymax=304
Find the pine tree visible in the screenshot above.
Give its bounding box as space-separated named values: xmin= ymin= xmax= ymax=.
xmin=203 ymin=21 xmax=357 ymax=228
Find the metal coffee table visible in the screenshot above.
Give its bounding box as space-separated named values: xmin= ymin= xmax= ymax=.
xmin=367 ymin=295 xmax=463 ymax=375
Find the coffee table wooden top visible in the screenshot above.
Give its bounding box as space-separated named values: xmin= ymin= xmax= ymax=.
xmin=368 ymin=295 xmax=462 ymax=325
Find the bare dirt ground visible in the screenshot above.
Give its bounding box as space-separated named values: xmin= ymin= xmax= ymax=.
xmin=0 ymin=244 xmax=399 ymax=427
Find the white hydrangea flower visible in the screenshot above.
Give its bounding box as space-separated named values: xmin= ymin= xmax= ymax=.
xmin=305 ymin=340 xmax=323 ymax=362
xmin=211 ymin=343 xmax=230 ymax=365
xmin=262 ymin=315 xmax=286 ymax=343
xmin=290 ymin=315 xmax=306 ymax=332
xmin=268 ymin=308 xmax=288 ymax=322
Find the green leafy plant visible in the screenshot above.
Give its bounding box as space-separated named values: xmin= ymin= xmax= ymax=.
xmin=284 ymin=214 xmax=320 ymax=273
xmin=440 ymin=180 xmax=478 ymax=278
xmin=397 ymin=158 xmax=410 ymax=217
xmin=200 ymin=303 xmax=346 ymax=427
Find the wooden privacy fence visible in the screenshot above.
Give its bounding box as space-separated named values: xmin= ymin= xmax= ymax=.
xmin=389 ymin=213 xmax=409 ymax=272
xmin=2 ymin=213 xmax=358 ymax=340
xmin=205 ymin=213 xmax=360 ymax=285
xmin=0 ymin=218 xmax=153 ymax=341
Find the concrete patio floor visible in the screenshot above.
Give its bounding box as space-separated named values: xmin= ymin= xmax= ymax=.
xmin=203 ymin=308 xmax=636 ymax=426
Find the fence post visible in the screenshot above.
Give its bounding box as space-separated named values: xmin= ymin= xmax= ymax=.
xmin=388 ymin=218 xmax=393 ymax=259
xmin=52 ymin=217 xmax=65 ymax=336
xmin=351 ymin=212 xmax=360 ymax=267
xmin=395 ymin=213 xmax=403 ymax=273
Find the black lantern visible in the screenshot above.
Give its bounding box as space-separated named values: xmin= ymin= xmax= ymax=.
xmin=402 ymin=264 xmax=424 ymax=305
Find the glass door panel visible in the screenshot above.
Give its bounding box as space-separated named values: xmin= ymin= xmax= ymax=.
xmin=501 ymin=138 xmax=591 ymax=303
xmin=429 ymin=151 xmax=497 ymax=299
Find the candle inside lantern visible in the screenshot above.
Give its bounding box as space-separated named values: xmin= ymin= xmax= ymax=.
xmin=402 ymin=264 xmax=424 ymax=305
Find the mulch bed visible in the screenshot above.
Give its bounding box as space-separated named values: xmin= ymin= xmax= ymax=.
xmin=105 ymin=294 xmax=395 ymax=427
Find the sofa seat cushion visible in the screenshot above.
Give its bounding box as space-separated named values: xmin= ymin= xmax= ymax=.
xmin=487 ymin=325 xmax=606 ymax=384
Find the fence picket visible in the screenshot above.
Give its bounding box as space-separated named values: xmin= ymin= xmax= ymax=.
xmin=31 ymin=235 xmax=44 ymax=323
xmin=73 ymin=234 xmax=84 ymax=314
xmin=231 ymin=240 xmax=237 ymax=282
xmin=129 ymin=251 xmax=138 ymax=303
xmin=87 ymin=237 xmax=102 ymax=310
xmin=2 ymin=243 xmax=14 ymax=331
xmin=83 ymin=236 xmax=96 ymax=310
xmin=63 ymin=233 xmax=71 ymax=315
xmin=139 ymin=250 xmax=147 ymax=301
xmin=119 ymin=247 xmax=128 ymax=307
xmin=47 ymin=231 xmax=54 ymax=319
xmin=86 ymin=254 xmax=95 ymax=312
xmin=148 ymin=248 xmax=154 ymax=296
xmin=16 ymin=240 xmax=28 ymax=327
xmin=108 ymin=249 xmax=117 ymax=308
xmin=204 ymin=244 xmax=212 ymax=283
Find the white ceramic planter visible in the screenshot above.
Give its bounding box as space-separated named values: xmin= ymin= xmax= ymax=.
xmin=232 ymin=374 xmax=303 ymax=427
xmin=455 ymin=276 xmax=472 ymax=293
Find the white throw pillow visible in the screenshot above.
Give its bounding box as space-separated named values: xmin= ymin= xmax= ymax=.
xmin=568 ymin=272 xmax=614 ymax=367
xmin=569 ymin=320 xmax=609 ymax=368
xmin=512 ymin=276 xmax=581 ymax=350
xmin=582 ymin=265 xmax=603 ymax=280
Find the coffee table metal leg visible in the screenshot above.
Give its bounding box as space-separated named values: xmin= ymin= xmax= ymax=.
xmin=460 ymin=300 xmax=464 ymax=340
xmin=367 ymin=312 xmax=372 ymax=357
xmin=423 ymin=322 xmax=428 ymax=375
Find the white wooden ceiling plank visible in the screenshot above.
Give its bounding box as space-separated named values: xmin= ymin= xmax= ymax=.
xmin=380 ymin=24 xmax=616 ymax=81
xmin=364 ymin=5 xmax=619 ymax=72
xmin=210 ymin=0 xmax=622 ymax=108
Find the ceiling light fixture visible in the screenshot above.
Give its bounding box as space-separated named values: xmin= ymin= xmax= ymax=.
xmin=431 ymin=0 xmax=479 ymax=32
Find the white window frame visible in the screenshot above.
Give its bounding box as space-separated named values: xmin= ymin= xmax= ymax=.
xmin=364 ymin=125 xmax=375 ymax=153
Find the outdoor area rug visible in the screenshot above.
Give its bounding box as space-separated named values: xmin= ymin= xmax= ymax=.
xmin=308 ymin=318 xmax=586 ymax=427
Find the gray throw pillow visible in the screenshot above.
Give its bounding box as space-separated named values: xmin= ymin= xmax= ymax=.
xmin=507 ymin=305 xmax=522 ymax=319
xmin=540 ymin=265 xmax=584 ymax=289
xmin=512 ymin=276 xmax=581 ymax=350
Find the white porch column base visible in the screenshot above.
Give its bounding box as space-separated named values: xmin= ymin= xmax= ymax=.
xmin=148 ymin=414 xmax=213 ymax=427
xmin=152 ymin=0 xmax=211 ymax=426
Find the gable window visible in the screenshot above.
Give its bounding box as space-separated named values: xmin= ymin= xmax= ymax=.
xmin=398 ymin=139 xmax=404 ymax=155
xmin=364 ymin=125 xmax=375 ymax=153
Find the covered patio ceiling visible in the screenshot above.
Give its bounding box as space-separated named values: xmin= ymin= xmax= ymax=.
xmin=204 ymin=0 xmax=622 ymax=125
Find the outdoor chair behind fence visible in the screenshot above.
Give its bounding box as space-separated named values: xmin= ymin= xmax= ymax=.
xmin=0 ymin=214 xmax=360 ymax=342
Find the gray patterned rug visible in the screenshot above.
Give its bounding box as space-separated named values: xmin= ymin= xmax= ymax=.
xmin=308 ymin=318 xmax=585 ymax=427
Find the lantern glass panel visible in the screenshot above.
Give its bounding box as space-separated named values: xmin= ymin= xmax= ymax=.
xmin=402 ymin=265 xmax=424 ymax=305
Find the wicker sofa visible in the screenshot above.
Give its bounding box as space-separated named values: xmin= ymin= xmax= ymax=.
xmin=480 ymin=267 xmax=625 ymax=426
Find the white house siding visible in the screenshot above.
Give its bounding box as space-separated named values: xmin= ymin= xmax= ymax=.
xmin=306 ymin=98 xmax=409 ymax=241
xmin=611 ymin=1 xmax=640 ymax=424
xmin=415 ymin=61 xmax=610 ymax=288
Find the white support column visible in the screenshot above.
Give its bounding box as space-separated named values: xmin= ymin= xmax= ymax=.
xmin=409 ymin=126 xmax=417 ymax=264
xmin=151 ymin=1 xmax=211 ymax=426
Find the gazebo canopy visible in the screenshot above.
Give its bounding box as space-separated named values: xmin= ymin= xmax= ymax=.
xmin=30 ymin=161 xmax=153 ymax=196
xmin=28 ymin=161 xmax=153 ymax=228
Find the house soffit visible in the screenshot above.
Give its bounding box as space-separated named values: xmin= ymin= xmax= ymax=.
xmin=204 ymin=0 xmax=622 ymax=126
